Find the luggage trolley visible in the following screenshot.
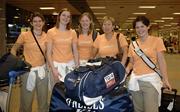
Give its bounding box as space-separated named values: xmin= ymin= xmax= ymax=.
xmin=0 ymin=70 xmax=27 ymax=112
xmin=0 ymin=53 xmax=31 ymax=112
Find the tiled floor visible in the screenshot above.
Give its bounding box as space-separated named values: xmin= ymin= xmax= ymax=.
xmin=5 ymin=53 xmax=180 ymax=111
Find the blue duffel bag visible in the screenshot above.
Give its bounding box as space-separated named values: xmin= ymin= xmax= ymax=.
xmin=49 ymin=57 xmax=134 ymax=112
xmin=64 ymin=57 xmax=125 ymax=105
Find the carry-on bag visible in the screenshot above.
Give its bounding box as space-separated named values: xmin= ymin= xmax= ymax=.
xmin=159 ymin=87 xmax=177 ymax=112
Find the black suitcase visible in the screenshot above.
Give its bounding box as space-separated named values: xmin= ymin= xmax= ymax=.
xmin=159 ymin=87 xmax=177 ymax=112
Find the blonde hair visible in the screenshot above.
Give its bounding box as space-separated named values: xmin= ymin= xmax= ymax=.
xmin=102 ymin=16 xmax=115 ymax=26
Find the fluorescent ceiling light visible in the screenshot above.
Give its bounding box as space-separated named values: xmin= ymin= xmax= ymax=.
xmin=154 ymin=20 xmax=165 ymax=22
xmin=161 ymin=17 xmax=174 ymax=19
xmin=39 ymin=7 xmax=55 ymax=10
xmin=139 ymin=6 xmax=156 ymax=8
xmin=173 ymin=12 xmax=180 ymax=15
xmin=164 ymin=24 xmax=172 ymax=27
xmin=90 ymin=6 xmax=106 ymax=9
xmin=128 ymin=17 xmax=136 ymax=19
xmin=170 ymin=23 xmax=178 ymax=25
xmin=52 ymin=12 xmax=59 ymax=15
xmin=8 ymin=24 xmax=13 ymax=27
xmin=151 ymin=22 xmax=158 ymax=25
xmin=96 ymin=28 xmax=100 ymax=31
xmin=14 ymin=16 xmax=19 ymax=19
xmin=126 ymin=20 xmax=133 ymax=22
xmin=94 ymin=12 xmax=106 ymax=15
xmin=133 ymin=12 xmax=146 ymax=15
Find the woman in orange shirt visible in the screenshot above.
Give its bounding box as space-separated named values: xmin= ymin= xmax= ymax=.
xmin=11 ymin=12 xmax=48 ymax=112
xmin=77 ymin=12 xmax=97 ymax=65
xmin=93 ymin=16 xmax=128 ymax=66
xmin=126 ymin=16 xmax=171 ymax=112
xmin=46 ymin=8 xmax=79 ymax=83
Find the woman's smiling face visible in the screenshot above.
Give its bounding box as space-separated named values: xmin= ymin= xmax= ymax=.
xmin=135 ymin=21 xmax=149 ymax=38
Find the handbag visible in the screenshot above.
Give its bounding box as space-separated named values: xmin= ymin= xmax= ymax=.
xmin=131 ymin=37 xmax=162 ymax=79
xmin=0 ymin=52 xmax=31 ymax=85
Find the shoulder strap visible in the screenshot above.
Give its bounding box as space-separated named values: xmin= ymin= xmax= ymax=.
xmin=92 ymin=30 xmax=98 ymax=41
xmin=31 ymin=30 xmax=46 ymax=62
xmin=131 ymin=40 xmax=162 ymax=79
xmin=75 ymin=29 xmax=79 ymax=38
xmin=116 ymin=33 xmax=122 ymax=53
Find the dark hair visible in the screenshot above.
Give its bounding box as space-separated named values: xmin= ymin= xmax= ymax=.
xmin=55 ymin=8 xmax=71 ymax=30
xmin=132 ymin=16 xmax=150 ymax=29
xmin=78 ymin=12 xmax=94 ymax=35
xmin=30 ymin=12 xmax=45 ymax=30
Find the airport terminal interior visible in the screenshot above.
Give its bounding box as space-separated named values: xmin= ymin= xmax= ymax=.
xmin=0 ymin=0 xmax=180 ymax=111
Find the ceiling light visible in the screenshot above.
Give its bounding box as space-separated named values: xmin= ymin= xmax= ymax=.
xmin=8 ymin=24 xmax=13 ymax=27
xmin=133 ymin=13 xmax=146 ymax=15
xmin=96 ymin=28 xmax=100 ymax=31
xmin=39 ymin=7 xmax=55 ymax=10
xmin=164 ymin=24 xmax=172 ymax=27
xmin=161 ymin=17 xmax=174 ymax=19
xmin=154 ymin=20 xmax=165 ymax=22
xmin=16 ymin=8 xmax=19 ymax=11
xmin=151 ymin=22 xmax=158 ymax=25
xmin=170 ymin=23 xmax=178 ymax=25
xmin=94 ymin=12 xmax=106 ymax=15
xmin=138 ymin=6 xmax=156 ymax=8
xmin=14 ymin=16 xmax=19 ymax=19
xmin=90 ymin=6 xmax=106 ymax=9
xmin=128 ymin=17 xmax=136 ymax=19
xmin=126 ymin=20 xmax=133 ymax=22
xmin=52 ymin=12 xmax=58 ymax=15
xmin=173 ymin=12 xmax=180 ymax=15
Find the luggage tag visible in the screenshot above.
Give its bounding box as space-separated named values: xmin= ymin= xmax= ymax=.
xmin=167 ymin=99 xmax=174 ymax=111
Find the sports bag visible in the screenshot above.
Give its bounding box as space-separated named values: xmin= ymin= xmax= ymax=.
xmin=64 ymin=57 xmax=126 ymax=106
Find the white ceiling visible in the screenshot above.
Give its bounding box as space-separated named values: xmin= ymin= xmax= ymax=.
xmin=6 ymin=0 xmax=180 ymax=30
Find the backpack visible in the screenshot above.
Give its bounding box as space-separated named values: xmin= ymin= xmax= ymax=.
xmin=64 ymin=57 xmax=126 ymax=106
xmin=0 ymin=52 xmax=31 ymax=85
xmin=76 ymin=30 xmax=98 ymax=41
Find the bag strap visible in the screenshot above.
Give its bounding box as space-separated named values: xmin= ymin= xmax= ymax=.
xmin=31 ymin=30 xmax=46 ymax=62
xmin=116 ymin=33 xmax=122 ymax=55
xmin=92 ymin=30 xmax=97 ymax=41
xmin=131 ymin=39 xmax=162 ymax=79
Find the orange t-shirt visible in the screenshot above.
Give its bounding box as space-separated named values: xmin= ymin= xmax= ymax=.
xmin=128 ymin=36 xmax=166 ymax=75
xmin=78 ymin=33 xmax=94 ymax=60
xmin=93 ymin=33 xmax=128 ymax=57
xmin=47 ymin=27 xmax=77 ymax=63
xmin=11 ymin=31 xmax=47 ymax=67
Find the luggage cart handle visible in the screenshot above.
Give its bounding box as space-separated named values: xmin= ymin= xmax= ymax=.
xmin=8 ymin=71 xmax=26 ymax=84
